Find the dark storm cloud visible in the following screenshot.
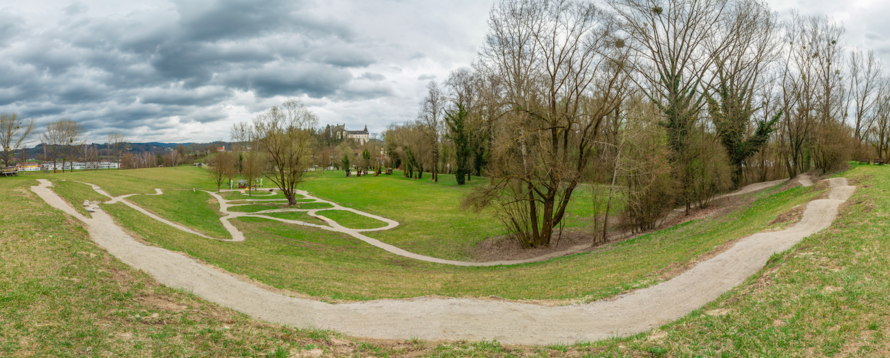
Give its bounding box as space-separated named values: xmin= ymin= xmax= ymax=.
xmin=0 ymin=13 xmax=25 ymax=45
xmin=0 ymin=0 xmax=386 ymax=139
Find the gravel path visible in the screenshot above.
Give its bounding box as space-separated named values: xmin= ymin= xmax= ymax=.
xmin=31 ymin=176 xmax=854 ymax=345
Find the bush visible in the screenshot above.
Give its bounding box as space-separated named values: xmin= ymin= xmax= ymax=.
xmin=813 ymin=119 xmax=853 ymax=172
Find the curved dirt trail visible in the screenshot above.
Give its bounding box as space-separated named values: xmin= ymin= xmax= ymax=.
xmin=32 ymin=177 xmax=854 ymax=345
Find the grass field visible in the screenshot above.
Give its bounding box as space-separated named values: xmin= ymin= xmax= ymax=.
xmin=128 ymin=190 xmax=231 ymax=240
xmin=262 ymin=211 xmax=327 ymax=225
xmin=227 ymin=202 xmax=334 ymax=213
xmin=5 ymin=164 xmax=889 ymax=356
xmin=316 ymin=210 xmax=389 ymax=229
xmin=50 ymin=180 xmax=110 ymax=218
xmin=219 ymin=190 xmax=290 ymax=200
xmin=0 ymin=175 xmax=405 ymax=357
xmin=42 ymin=167 xmax=825 ymax=302
xmin=298 ymin=170 xmax=615 ymax=260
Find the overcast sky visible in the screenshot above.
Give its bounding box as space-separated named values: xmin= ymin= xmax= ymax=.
xmin=1 ymin=0 xmax=888 ymax=144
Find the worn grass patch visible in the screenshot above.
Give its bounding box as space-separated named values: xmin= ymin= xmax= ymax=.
xmin=316 ymin=209 xmax=388 ymax=229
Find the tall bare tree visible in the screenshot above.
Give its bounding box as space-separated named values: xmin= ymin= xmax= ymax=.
xmin=444 ymin=68 xmax=480 ymax=185
xmin=609 ymin=0 xmax=736 ymax=211
xmin=0 ymin=113 xmax=34 ymax=167
xmin=469 ymin=0 xmax=632 ymax=248
xmin=41 ymin=120 xmax=67 ymax=173
xmin=231 ymin=121 xmax=262 ymax=195
xmin=252 ymin=100 xmax=317 ymax=206
xmin=208 ymin=151 xmax=236 ymax=192
xmin=419 ymin=81 xmax=445 ymax=182
xmin=847 ymin=49 xmax=882 ymax=145
xmin=106 ymin=132 xmax=128 ymax=168
xmin=869 ymin=84 xmax=890 ymax=160
xmin=707 ymin=0 xmax=783 ymax=188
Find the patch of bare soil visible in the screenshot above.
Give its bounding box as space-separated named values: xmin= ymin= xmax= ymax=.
xmin=471 ymin=194 xmax=752 ymax=264
xmin=471 ymin=229 xmax=601 ymax=262
xmin=771 ymin=205 xmax=806 ymax=226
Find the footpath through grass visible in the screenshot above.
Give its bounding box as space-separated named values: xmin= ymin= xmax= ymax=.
xmin=298 ymin=170 xmax=614 ymax=260
xmin=316 ymin=210 xmax=389 ymax=229
xmin=7 ymin=165 xmax=889 ymax=356
xmin=0 ymin=176 xmax=404 ymax=357
xmin=127 ymin=190 xmax=232 ymax=240
xmin=57 ymin=167 xmax=826 ymax=302
xmin=506 ymin=164 xmax=890 ymax=356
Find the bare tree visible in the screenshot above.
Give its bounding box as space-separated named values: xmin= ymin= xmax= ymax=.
xmin=419 ymin=81 xmax=445 ymax=182
xmin=869 ymin=83 xmax=890 ymax=160
xmin=106 ymin=132 xmax=128 ymax=168
xmin=231 ymin=122 xmax=263 ymax=195
xmin=847 ymin=49 xmax=882 ymax=146
xmin=252 ymin=100 xmax=318 ymax=206
xmin=208 ymin=151 xmax=236 ymax=192
xmin=445 ymin=68 xmax=482 ymax=185
xmin=469 ymin=0 xmax=632 ymax=248
xmin=0 ymin=113 xmax=34 ymax=167
xmin=41 ymin=120 xmax=67 ymax=173
xmin=707 ymin=0 xmax=783 ymax=188
xmin=609 ymin=0 xmax=736 ymax=212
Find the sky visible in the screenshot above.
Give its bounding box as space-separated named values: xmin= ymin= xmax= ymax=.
xmin=1 ymin=0 xmax=889 ymax=145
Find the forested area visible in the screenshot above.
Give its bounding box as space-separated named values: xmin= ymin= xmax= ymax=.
xmin=380 ymin=0 xmax=890 ymax=248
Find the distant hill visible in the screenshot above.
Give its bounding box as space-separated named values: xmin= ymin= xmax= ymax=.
xmin=22 ymin=141 xmax=229 ymax=159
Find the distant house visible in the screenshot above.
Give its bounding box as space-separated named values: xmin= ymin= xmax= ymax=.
xmin=17 ymin=161 xmax=40 ymax=172
xmin=338 ymin=125 xmax=370 ymax=145
xmin=217 ymin=146 xmax=226 ymax=152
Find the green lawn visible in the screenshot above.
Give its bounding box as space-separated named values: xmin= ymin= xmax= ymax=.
xmin=0 ymin=175 xmax=402 ymax=357
xmin=316 ymin=210 xmax=389 ymax=229
xmin=8 ymin=165 xmax=888 ymax=355
xmin=50 ymin=180 xmax=110 ymax=218
xmin=514 ymin=164 xmax=890 ymax=356
xmin=127 ymin=189 xmax=231 ymax=240
xmin=219 ymin=190 xmax=291 ymax=200
xmin=261 ymin=211 xmax=327 ymax=225
xmin=227 ymin=202 xmax=333 ymax=213
xmin=297 ymin=170 xmax=620 ymax=260
xmin=58 ymin=167 xmax=824 ymax=302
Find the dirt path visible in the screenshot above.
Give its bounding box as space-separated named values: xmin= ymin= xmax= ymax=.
xmin=31 ymin=177 xmax=854 ymax=345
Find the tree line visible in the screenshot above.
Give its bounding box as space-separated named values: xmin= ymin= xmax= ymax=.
xmin=0 ymin=114 xmax=226 ymax=172
xmin=383 ymin=0 xmax=887 ymax=249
